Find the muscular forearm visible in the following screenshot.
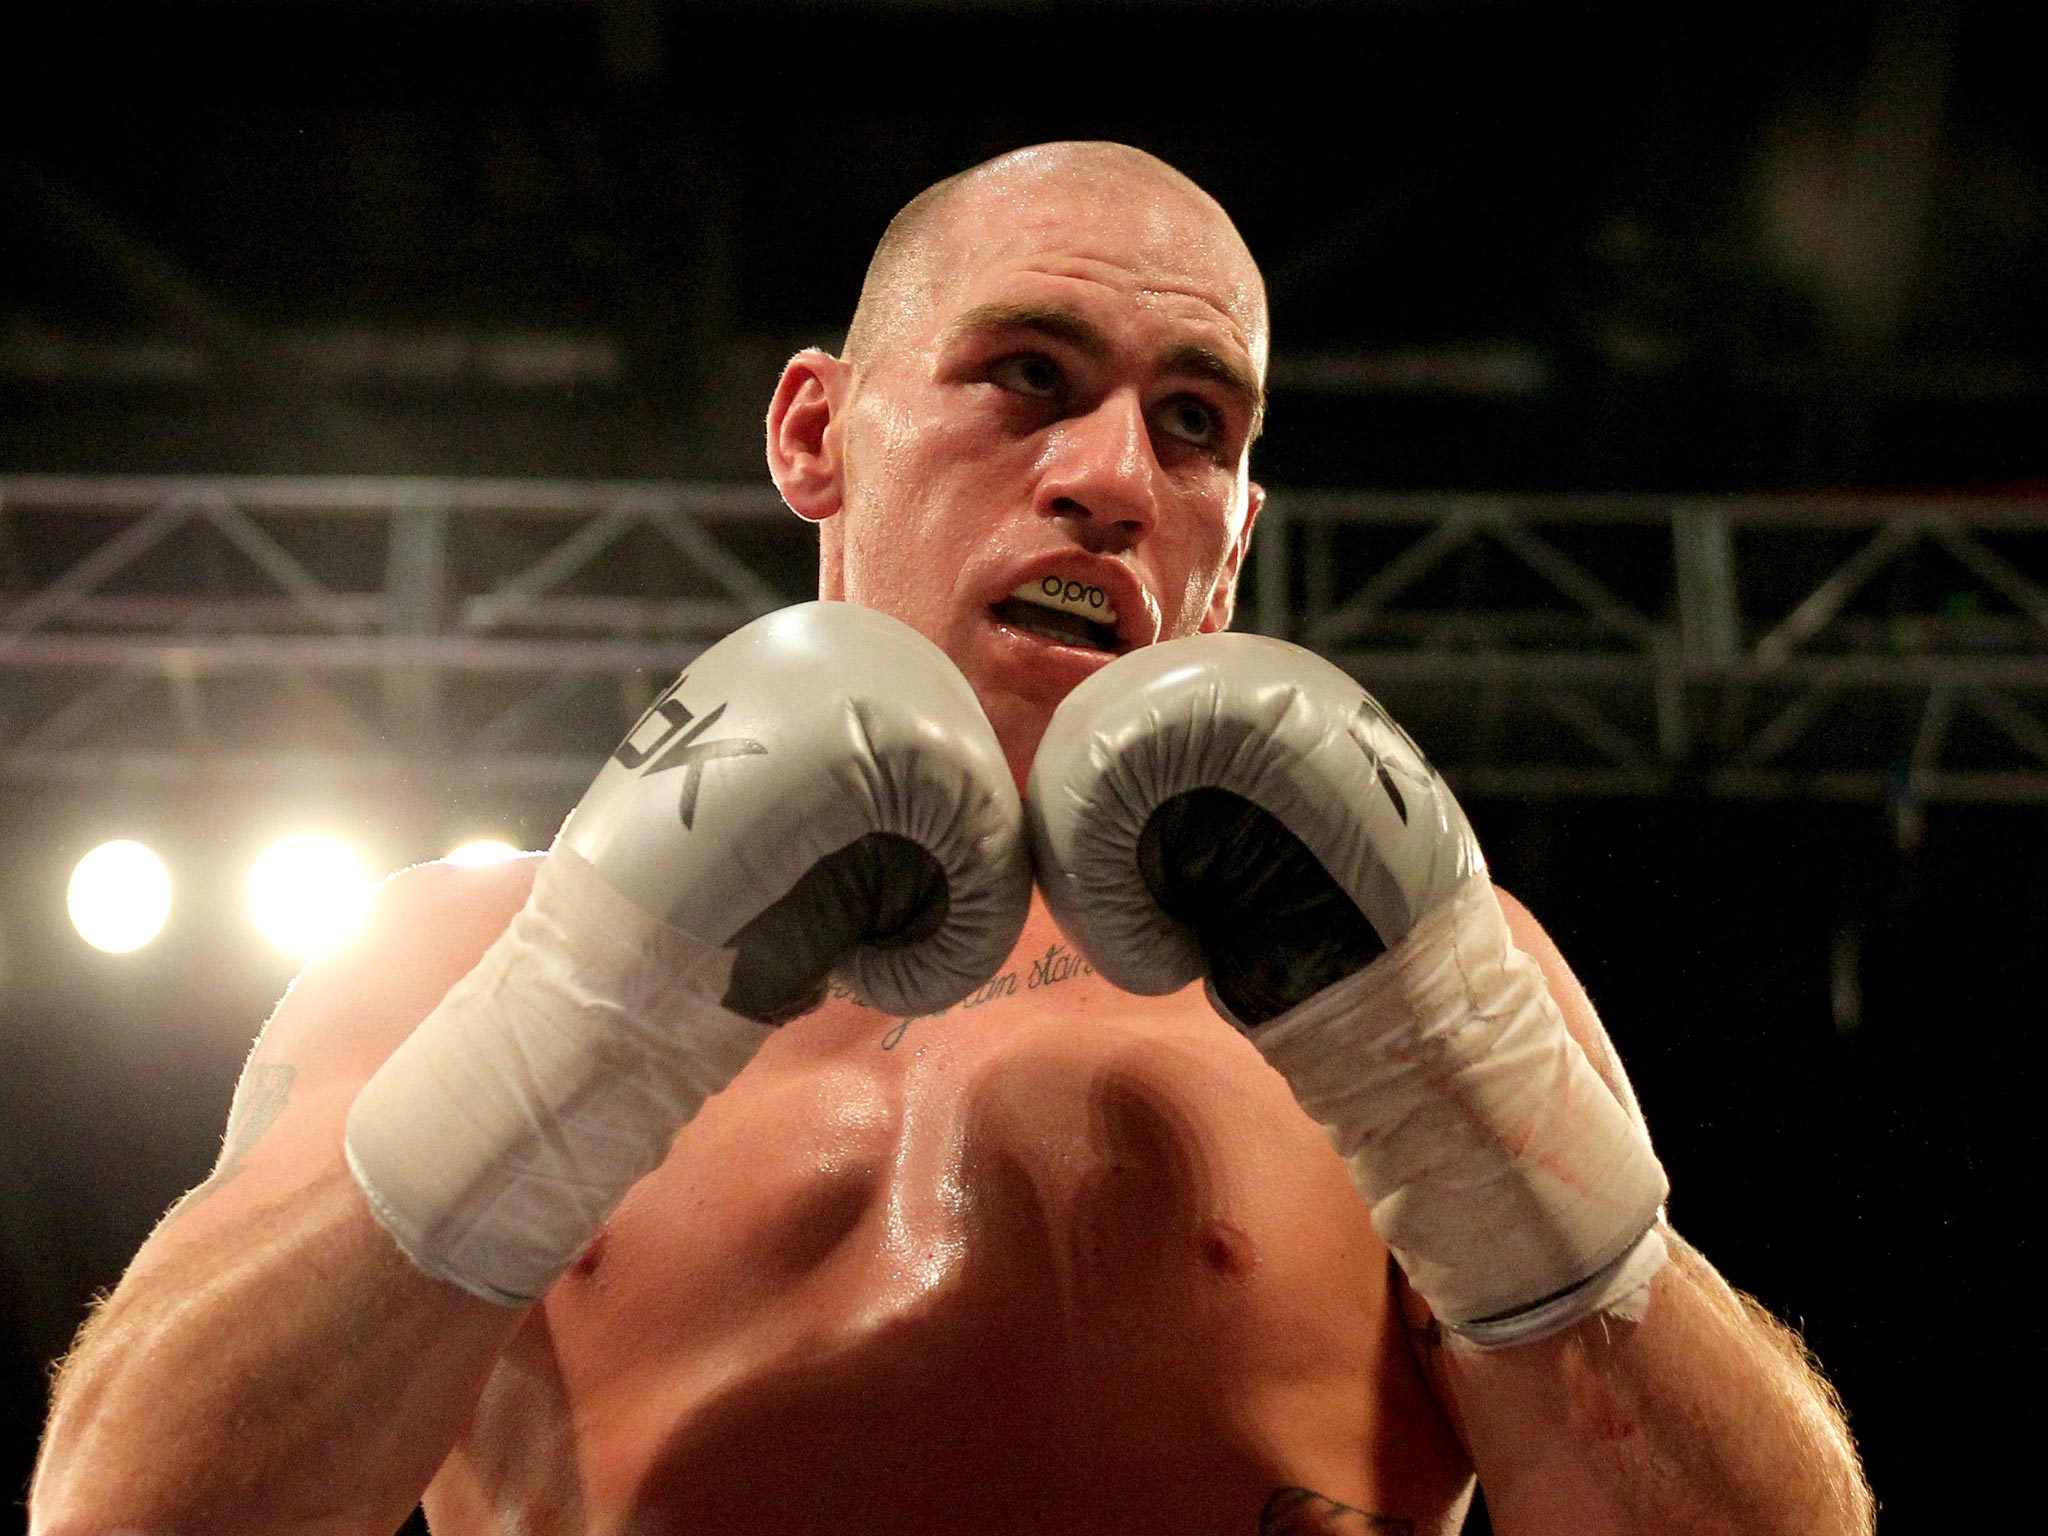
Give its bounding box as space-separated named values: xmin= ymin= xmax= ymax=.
xmin=1419 ymin=1231 xmax=1873 ymax=1536
xmin=31 ymin=1166 xmax=525 ymax=1536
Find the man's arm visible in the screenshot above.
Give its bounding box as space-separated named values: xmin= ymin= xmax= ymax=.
xmin=30 ymin=859 xmax=540 ymax=1536
xmin=1405 ymin=1230 xmax=1871 ymax=1536
xmin=1023 ymin=637 xmax=1873 ymax=1534
xmin=1406 ymin=894 xmax=1874 ymax=1536
xmin=35 ymin=602 xmax=1034 ymax=1536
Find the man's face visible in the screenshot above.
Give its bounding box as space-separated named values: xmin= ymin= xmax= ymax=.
xmin=819 ymin=173 xmax=1268 ymax=764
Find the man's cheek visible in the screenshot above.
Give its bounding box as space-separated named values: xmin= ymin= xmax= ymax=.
xmin=1169 ymin=552 xmax=1233 ymax=638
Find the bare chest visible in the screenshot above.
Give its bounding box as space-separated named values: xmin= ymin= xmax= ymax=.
xmin=426 ymin=954 xmax=1471 ymax=1534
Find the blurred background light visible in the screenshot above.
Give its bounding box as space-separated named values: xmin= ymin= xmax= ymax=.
xmin=445 ymin=838 xmax=524 ymax=867
xmin=247 ymin=835 xmax=371 ymax=957
xmin=66 ymin=840 xmax=172 ymax=954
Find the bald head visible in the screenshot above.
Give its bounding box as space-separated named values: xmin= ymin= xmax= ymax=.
xmin=765 ymin=138 xmax=1272 ymax=762
xmin=842 ymin=142 xmax=1267 ymax=382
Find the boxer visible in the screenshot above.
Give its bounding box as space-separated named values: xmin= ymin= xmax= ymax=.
xmin=32 ymin=142 xmax=1870 ymax=1536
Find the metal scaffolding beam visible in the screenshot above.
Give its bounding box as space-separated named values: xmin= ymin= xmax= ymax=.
xmin=4 ymin=476 xmax=2045 ymax=802
xmin=1252 ymin=490 xmax=2048 ymax=803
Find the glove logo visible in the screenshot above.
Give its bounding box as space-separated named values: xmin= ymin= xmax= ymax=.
xmin=612 ymin=681 xmax=767 ymax=830
xmin=1347 ymin=700 xmax=1438 ymax=827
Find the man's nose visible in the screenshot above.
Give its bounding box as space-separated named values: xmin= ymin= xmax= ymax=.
xmin=1033 ymin=391 xmax=1159 ymax=550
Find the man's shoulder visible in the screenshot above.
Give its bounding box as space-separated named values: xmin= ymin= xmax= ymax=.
xmin=293 ymin=851 xmax=546 ymax=1009
xmin=372 ymin=850 xmax=544 ymax=940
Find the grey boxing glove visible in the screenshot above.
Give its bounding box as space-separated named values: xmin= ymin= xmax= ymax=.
xmin=347 ymin=602 xmax=1030 ymax=1305
xmin=557 ymin=601 xmax=1031 ymax=1023
xmin=1027 ymin=634 xmax=1669 ymax=1346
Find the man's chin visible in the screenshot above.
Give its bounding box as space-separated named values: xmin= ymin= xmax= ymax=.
xmin=976 ymin=688 xmax=1056 ymax=794
xmin=940 ymin=610 xmax=1139 ymax=781
xmin=973 ymin=608 xmax=1128 ymax=698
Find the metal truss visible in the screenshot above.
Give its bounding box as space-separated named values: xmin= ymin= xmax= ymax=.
xmin=0 ymin=476 xmax=808 ymax=793
xmin=1252 ymin=491 xmax=2048 ymax=804
xmin=3 ymin=476 xmax=2045 ymax=803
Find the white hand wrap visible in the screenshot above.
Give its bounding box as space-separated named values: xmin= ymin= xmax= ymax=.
xmin=1255 ymin=875 xmax=1670 ymax=1348
xmin=344 ymin=848 xmax=772 ymax=1307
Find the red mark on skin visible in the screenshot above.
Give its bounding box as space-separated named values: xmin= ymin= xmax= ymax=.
xmin=1589 ymin=1409 xmax=1637 ymax=1442
xmin=572 ymin=1227 xmax=609 ymax=1277
xmin=1199 ymin=1219 xmax=1258 ymax=1280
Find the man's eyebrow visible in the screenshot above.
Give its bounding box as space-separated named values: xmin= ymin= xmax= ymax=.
xmin=1162 ymin=341 xmax=1266 ymax=439
xmin=939 ymin=300 xmax=1108 ymax=357
xmin=940 ymin=299 xmax=1266 ymax=436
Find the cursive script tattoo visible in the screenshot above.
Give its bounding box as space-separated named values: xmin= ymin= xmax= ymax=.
xmin=1260 ymin=1487 xmax=1414 ymax=1535
xmin=855 ymin=942 xmax=1099 ymax=1050
xmin=1024 ymin=942 xmax=1094 ymax=990
xmin=876 ymin=971 xmax=1018 ymax=1049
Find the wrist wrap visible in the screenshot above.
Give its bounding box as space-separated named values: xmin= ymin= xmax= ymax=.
xmin=345 ymin=848 xmax=771 ymax=1306
xmin=1253 ymin=875 xmax=1669 ymax=1347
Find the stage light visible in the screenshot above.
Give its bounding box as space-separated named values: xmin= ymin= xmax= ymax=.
xmin=68 ymin=840 xmax=172 ymax=954
xmin=249 ymin=835 xmax=371 ymax=957
xmin=446 ymin=838 xmax=523 ymax=866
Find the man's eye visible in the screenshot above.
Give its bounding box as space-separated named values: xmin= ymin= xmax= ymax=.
xmin=989 ymin=355 xmax=1061 ymax=398
xmin=1156 ymin=395 xmax=1221 ymax=448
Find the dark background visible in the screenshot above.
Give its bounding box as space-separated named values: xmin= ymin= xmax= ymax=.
xmin=4 ymin=1 xmax=2043 ymax=1529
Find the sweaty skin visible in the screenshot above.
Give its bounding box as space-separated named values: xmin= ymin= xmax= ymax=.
xmin=417 ymin=145 xmax=1473 ymax=1532
xmin=418 ymin=864 xmax=1476 ymax=1535
xmin=30 ymin=141 xmax=1869 ymax=1536
xmin=770 ymin=143 xmax=1272 ymax=787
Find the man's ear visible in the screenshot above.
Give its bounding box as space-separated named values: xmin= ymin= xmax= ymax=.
xmin=766 ymin=349 xmax=853 ymax=523
xmin=1200 ymin=481 xmax=1264 ymax=634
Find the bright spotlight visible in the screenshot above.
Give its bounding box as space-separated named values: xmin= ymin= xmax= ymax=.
xmin=446 ymin=838 xmax=523 ymax=867
xmin=68 ymin=840 xmax=172 ymax=953
xmin=249 ymin=835 xmax=371 ymax=957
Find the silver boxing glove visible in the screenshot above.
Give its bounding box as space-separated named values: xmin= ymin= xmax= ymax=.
xmin=560 ymin=600 xmax=1032 ymax=1022
xmin=348 ymin=602 xmax=1031 ymax=1305
xmin=1028 ymin=634 xmax=1668 ymax=1345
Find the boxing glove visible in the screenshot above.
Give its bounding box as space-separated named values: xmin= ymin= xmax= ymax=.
xmin=1027 ymin=633 xmax=1668 ymax=1346
xmin=347 ymin=601 xmax=1032 ymax=1305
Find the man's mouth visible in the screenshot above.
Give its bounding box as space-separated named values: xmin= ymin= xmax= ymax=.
xmin=990 ymin=576 xmax=1122 ymax=653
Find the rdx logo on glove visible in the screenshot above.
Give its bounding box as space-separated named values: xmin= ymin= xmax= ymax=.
xmin=612 ymin=678 xmax=766 ymax=830
xmin=1347 ymin=698 xmax=1441 ymax=827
